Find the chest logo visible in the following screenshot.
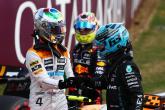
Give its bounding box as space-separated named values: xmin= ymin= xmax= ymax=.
xmin=75 ymin=64 xmax=88 ymax=74
xmin=126 ymin=65 xmax=132 ymax=73
xmin=57 ymin=58 xmax=65 ymax=63
xmin=97 ymin=61 xmax=106 ymax=66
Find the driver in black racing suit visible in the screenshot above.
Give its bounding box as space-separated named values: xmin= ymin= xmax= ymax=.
xmin=69 ymin=12 xmax=104 ymax=105
xmin=88 ymin=23 xmax=144 ymax=110
xmin=60 ymin=23 xmax=144 ymax=110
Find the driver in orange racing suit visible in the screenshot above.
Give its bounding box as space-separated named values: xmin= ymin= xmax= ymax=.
xmin=25 ymin=8 xmax=74 ymax=110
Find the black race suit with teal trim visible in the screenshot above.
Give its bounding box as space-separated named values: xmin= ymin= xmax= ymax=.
xmin=95 ymin=56 xmax=143 ymax=110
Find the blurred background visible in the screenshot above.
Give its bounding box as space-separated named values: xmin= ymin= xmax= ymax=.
xmin=0 ymin=0 xmax=164 ymax=98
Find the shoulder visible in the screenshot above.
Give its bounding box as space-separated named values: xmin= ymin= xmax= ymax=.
xmin=26 ymin=47 xmax=38 ymax=58
xmin=26 ymin=47 xmax=51 ymax=59
xmin=25 ymin=48 xmax=41 ymax=64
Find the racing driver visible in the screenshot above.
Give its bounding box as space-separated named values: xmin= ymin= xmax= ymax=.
xmin=86 ymin=23 xmax=144 ymax=110
xmin=25 ymin=8 xmax=74 ymax=110
xmin=69 ymin=12 xmax=105 ymax=105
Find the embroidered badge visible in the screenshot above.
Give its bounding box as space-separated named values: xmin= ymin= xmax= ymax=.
xmin=126 ymin=65 xmax=132 ymax=73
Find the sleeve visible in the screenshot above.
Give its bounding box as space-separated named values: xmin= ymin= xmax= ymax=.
xmin=25 ymin=50 xmax=60 ymax=89
xmin=119 ymin=61 xmax=144 ymax=110
xmin=64 ymin=51 xmax=74 ymax=78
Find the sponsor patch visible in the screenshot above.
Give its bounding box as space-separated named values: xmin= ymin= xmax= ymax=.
xmin=48 ymin=71 xmax=64 ymax=76
xmin=57 ymin=58 xmax=65 ymax=63
xmin=96 ymin=61 xmax=106 ymax=66
xmin=31 ymin=64 xmax=42 ymax=72
xmin=44 ymin=59 xmax=53 ymax=65
xmin=30 ymin=60 xmax=39 ymax=67
xmin=107 ymin=85 xmax=117 ymax=90
xmin=126 ymin=74 xmax=135 ymax=79
xmin=136 ymin=95 xmax=143 ymax=106
xmin=83 ymin=53 xmax=90 ymax=57
xmin=33 ymin=68 xmax=44 ymax=75
xmin=126 ymin=77 xmax=137 ymax=83
xmin=127 ymin=81 xmax=138 ymax=86
xmin=126 ymin=65 xmax=132 ymax=73
xmin=57 ymin=65 xmax=65 ymax=70
xmin=74 ymin=59 xmax=90 ymax=65
xmin=95 ymin=71 xmax=104 ymax=75
xmin=96 ymin=66 xmax=104 ymax=71
xmin=45 ymin=66 xmax=53 ymax=71
xmin=75 ymin=64 xmax=88 ymax=74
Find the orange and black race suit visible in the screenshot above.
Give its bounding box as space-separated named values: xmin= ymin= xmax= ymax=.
xmin=70 ymin=43 xmax=106 ymax=104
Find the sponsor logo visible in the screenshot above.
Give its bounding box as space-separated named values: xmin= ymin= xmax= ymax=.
xmin=127 ymin=81 xmax=138 ymax=86
xmin=96 ymin=67 xmax=104 ymax=71
xmin=95 ymin=71 xmax=104 ymax=75
xmin=96 ymin=61 xmax=106 ymax=66
xmin=33 ymin=68 xmax=44 ymax=75
xmin=45 ymin=66 xmax=53 ymax=71
xmin=107 ymin=85 xmax=117 ymax=90
xmin=126 ymin=77 xmax=137 ymax=83
xmin=126 ymin=65 xmax=132 ymax=73
xmin=125 ymin=74 xmax=135 ymax=79
xmin=31 ymin=64 xmax=42 ymax=72
xmin=83 ymin=53 xmax=90 ymax=58
xmin=57 ymin=65 xmax=65 ymax=70
xmin=57 ymin=58 xmax=65 ymax=63
xmin=75 ymin=64 xmax=88 ymax=74
xmin=129 ymin=85 xmax=140 ymax=88
xmin=74 ymin=59 xmax=90 ymax=65
xmin=44 ymin=59 xmax=53 ymax=65
xmin=136 ymin=95 xmax=143 ymax=109
xmin=48 ymin=71 xmax=64 ymax=76
xmin=30 ymin=60 xmax=39 ymax=67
